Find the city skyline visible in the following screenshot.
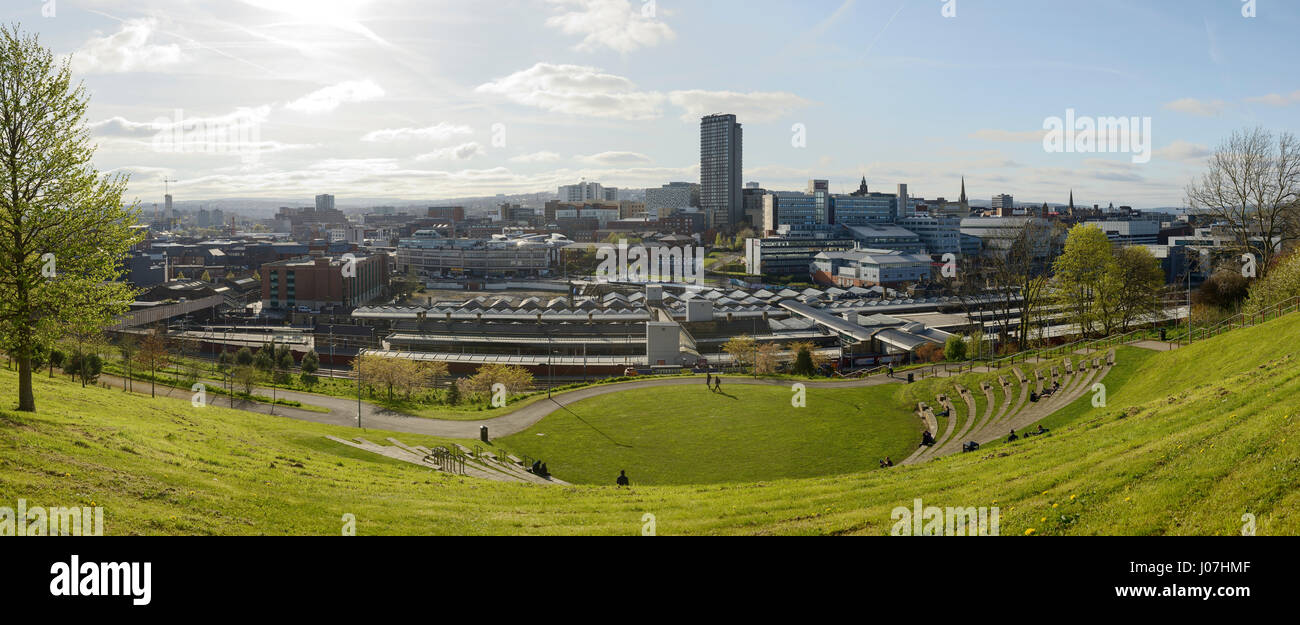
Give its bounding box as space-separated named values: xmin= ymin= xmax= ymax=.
xmin=11 ymin=0 xmax=1300 ymax=208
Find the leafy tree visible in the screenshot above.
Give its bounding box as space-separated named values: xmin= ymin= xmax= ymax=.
xmin=275 ymin=349 xmax=295 ymax=384
xmin=1053 ymin=224 xmax=1114 ymax=337
xmin=300 ymin=350 xmax=320 ymax=388
xmin=48 ymin=348 xmax=65 ymax=378
xmin=233 ymin=365 xmax=259 ymax=397
xmin=253 ymin=345 xmax=274 ymax=374
xmin=64 ymin=353 xmax=103 ymax=387
xmin=943 ymin=335 xmax=967 ymax=362
xmin=1243 ymin=249 xmax=1300 ymax=318
xmin=1107 ymin=246 xmax=1165 ymax=332
xmin=790 ymin=344 xmax=816 ymax=377
xmin=455 ymin=364 xmax=534 ymax=402
xmin=0 ymin=26 xmax=143 ymax=411
xmin=234 ymin=346 xmax=254 ymax=367
xmin=754 ymin=342 xmax=783 ymax=375
xmin=722 ymin=335 xmax=757 ymax=372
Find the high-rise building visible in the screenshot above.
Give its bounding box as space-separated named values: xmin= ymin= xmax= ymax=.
xmin=992 ymin=194 xmax=1015 ymax=217
xmin=315 ymin=194 xmax=335 ymax=212
xmin=559 ymin=182 xmax=617 ymax=203
xmin=700 ymin=114 xmax=743 ymax=232
xmin=645 ymin=182 xmax=701 ymax=219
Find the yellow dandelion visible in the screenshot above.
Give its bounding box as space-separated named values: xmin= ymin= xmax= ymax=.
xmin=1052 ymin=503 xmax=1059 ymax=508
xmin=1025 ymin=528 xmax=1036 ymax=536
xmin=1040 ymin=517 xmax=1047 ymax=522
xmin=1070 ymin=494 xmax=1077 ymax=501
xmin=1124 ymin=497 xmax=1131 ymax=502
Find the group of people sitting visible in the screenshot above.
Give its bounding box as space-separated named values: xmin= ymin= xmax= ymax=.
xmin=920 ymin=430 xmax=936 ymax=447
xmin=878 ymin=457 xmax=895 ymax=468
xmin=1007 ymin=425 xmax=1050 ymax=443
xmin=962 ymin=441 xmax=981 ymax=453
xmin=529 ymin=460 xmax=550 ymax=478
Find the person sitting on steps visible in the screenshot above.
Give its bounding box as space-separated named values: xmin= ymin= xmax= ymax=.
xmin=1007 ymin=429 xmax=1019 ymax=442
xmin=921 ymin=430 xmax=936 ymax=447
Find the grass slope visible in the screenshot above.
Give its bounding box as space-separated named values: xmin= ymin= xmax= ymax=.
xmin=0 ymin=317 xmax=1296 ymax=535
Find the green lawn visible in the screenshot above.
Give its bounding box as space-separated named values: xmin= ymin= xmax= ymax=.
xmin=500 ymin=383 xmax=924 ymax=485
xmin=0 ymin=315 xmax=1297 ymax=535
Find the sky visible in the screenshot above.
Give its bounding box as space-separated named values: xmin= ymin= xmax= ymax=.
xmin=9 ymin=0 xmax=1300 ymax=209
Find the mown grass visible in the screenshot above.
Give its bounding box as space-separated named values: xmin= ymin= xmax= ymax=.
xmin=0 ymin=317 xmax=1296 ymax=535
xmin=499 ymin=384 xmax=922 ymax=485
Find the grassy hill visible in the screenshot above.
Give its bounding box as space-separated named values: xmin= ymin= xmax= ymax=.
xmin=1 ymin=314 xmax=1297 ymax=535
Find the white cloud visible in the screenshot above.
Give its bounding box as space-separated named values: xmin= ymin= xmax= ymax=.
xmin=545 ymin=0 xmax=675 ymax=54
xmin=1163 ymin=98 xmax=1227 ymax=117
xmin=668 ymin=90 xmax=814 ymax=123
xmin=286 ymin=80 xmax=385 ymax=114
xmin=415 ymin=142 xmax=486 ymax=161
xmin=70 ymin=18 xmax=185 ymax=74
xmin=1153 ymin=141 xmax=1211 ymax=162
xmin=361 ymin=123 xmax=474 ymax=143
xmin=968 ymin=129 xmax=1048 ymax=143
xmin=577 ymin=151 xmax=653 ymax=165
xmin=509 ymin=151 xmax=564 ymax=163
xmin=1245 ymin=90 xmax=1300 ymax=107
xmin=476 ymin=63 xmax=664 ymax=120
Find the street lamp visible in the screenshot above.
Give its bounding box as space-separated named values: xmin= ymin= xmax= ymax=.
xmin=356 ymin=348 xmax=363 ymax=428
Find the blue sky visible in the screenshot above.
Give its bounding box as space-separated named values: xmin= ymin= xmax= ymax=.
xmin=10 ymin=0 xmax=1300 ymax=208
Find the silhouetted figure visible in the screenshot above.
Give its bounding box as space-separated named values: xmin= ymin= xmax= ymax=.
xmin=714 ymin=377 xmax=722 ymax=392
xmin=1036 ymin=425 xmax=1048 ymax=435
xmin=1007 ymin=430 xmax=1019 ymax=443
xmin=885 ymin=457 xmax=894 ymax=467
xmin=963 ymin=441 xmax=980 ymax=453
xmin=616 ymin=470 xmax=629 ymax=486
xmin=706 ymin=372 xmax=712 ymax=387
xmin=921 ymin=430 xmax=936 ymax=447
xmin=540 ymin=463 xmax=549 ymax=477
xmin=531 ymin=460 xmax=542 ymax=474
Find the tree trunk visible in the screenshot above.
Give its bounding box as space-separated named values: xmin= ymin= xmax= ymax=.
xmin=18 ymin=355 xmax=35 ymax=411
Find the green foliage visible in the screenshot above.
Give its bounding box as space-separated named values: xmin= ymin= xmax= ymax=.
xmin=0 ymin=26 xmax=143 ymax=411
xmin=1244 ymin=249 xmax=1300 ymax=318
xmin=791 ymin=346 xmax=816 ymax=377
xmin=943 ymin=334 xmax=968 ymax=361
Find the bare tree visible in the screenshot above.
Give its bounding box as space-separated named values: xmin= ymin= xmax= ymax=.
xmin=1187 ymin=127 xmax=1300 ymax=277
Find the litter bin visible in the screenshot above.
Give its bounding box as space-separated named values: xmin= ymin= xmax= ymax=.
xmin=907 ymin=373 xmax=914 ymax=384
xmin=480 ymin=426 xmax=489 ymax=443
xmin=1159 ymin=328 xmax=1167 ymax=341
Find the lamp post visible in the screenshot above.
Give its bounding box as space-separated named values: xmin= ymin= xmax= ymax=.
xmin=356 ymin=348 xmax=363 ymax=428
